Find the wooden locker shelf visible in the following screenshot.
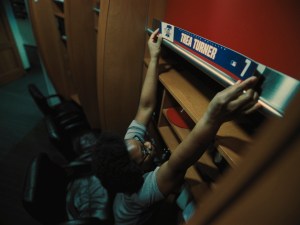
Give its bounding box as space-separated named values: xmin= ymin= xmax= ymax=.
xmin=158 ymin=125 xmax=210 ymax=202
xmin=145 ymin=56 xmax=251 ymax=168
xmin=159 ymin=69 xmax=210 ymax=122
xmin=185 ymin=166 xmax=210 ymax=203
xmin=159 ymin=65 xmax=251 ymax=168
xmin=158 ymin=125 xmax=180 ymax=151
xmin=54 ymin=12 xmax=64 ymax=18
xmin=162 ymin=108 xmax=218 ymax=170
xmin=162 ymin=108 xmax=191 ymax=140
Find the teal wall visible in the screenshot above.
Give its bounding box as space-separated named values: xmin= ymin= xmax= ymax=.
xmin=2 ymin=0 xmax=57 ymax=96
xmin=2 ymin=0 xmax=30 ymax=69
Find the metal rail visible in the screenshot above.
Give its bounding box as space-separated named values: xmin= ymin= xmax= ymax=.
xmin=147 ymin=28 xmax=300 ymax=118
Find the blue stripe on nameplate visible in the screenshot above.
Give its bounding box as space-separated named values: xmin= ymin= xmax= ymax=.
xmin=160 ymin=22 xmax=260 ymax=80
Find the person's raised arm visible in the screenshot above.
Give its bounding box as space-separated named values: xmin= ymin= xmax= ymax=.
xmin=134 ymin=29 xmax=163 ymax=126
xmin=156 ymin=77 xmax=261 ymax=195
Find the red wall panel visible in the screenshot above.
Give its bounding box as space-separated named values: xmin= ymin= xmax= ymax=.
xmin=165 ymin=0 xmax=300 ymax=79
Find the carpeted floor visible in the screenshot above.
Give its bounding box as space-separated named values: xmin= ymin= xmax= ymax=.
xmin=0 ymin=120 xmax=180 ymax=225
xmin=0 ymin=46 xmax=63 ymax=225
xmin=0 ymin=46 xmax=47 ymax=156
xmin=0 ymin=46 xmax=181 ymax=225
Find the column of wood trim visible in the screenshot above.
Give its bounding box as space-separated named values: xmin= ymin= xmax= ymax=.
xmin=0 ymin=5 xmax=24 ymax=84
xmin=28 ymin=0 xmax=71 ymax=97
xmin=96 ymin=0 xmax=149 ymax=135
xmin=65 ymin=0 xmax=100 ymax=128
xmin=96 ymin=0 xmax=110 ymax=130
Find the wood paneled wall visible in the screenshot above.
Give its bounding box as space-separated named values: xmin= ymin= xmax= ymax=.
xmin=97 ymin=0 xmax=149 ymax=135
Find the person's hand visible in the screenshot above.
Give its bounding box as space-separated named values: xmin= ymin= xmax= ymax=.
xmin=148 ymin=28 xmax=162 ymax=59
xmin=203 ymin=76 xmax=261 ymax=126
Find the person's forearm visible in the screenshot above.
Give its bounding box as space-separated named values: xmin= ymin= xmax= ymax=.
xmin=139 ymin=56 xmax=159 ymax=111
xmin=157 ymin=115 xmax=220 ymax=195
xmin=134 ymin=30 xmax=162 ymax=125
xmin=157 ymin=76 xmax=260 ymax=196
xmin=168 ymin=115 xmax=220 ymax=172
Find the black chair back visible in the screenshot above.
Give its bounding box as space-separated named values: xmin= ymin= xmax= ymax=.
xmin=23 ymin=153 xmax=69 ymax=224
xmin=28 ymin=84 xmax=93 ymax=161
xmin=28 ymin=84 xmax=64 ymax=116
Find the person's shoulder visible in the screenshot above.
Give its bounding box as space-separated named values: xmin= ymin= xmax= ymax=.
xmin=140 ymin=167 xmax=161 ymax=192
xmin=143 ymin=167 xmax=159 ymax=178
xmin=124 ymin=120 xmax=147 ymax=140
xmin=138 ymin=167 xmax=164 ymax=202
xmin=129 ymin=120 xmax=147 ymax=130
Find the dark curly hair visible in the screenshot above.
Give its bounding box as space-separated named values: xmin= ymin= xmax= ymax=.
xmin=92 ymin=131 xmax=144 ymax=194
